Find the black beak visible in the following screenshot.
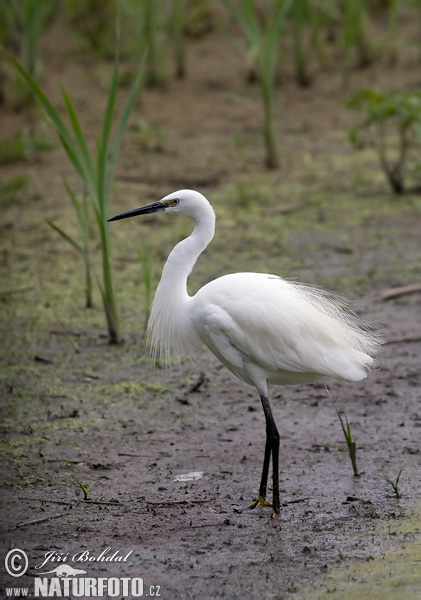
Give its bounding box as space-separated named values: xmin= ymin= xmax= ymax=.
xmin=108 ymin=201 xmax=165 ymax=222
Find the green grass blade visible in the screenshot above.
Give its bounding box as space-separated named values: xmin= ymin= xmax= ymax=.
xmin=60 ymin=85 xmax=96 ymax=200
xmin=98 ymin=224 xmax=120 ymax=344
xmin=224 ymin=0 xmax=259 ymax=46
xmin=8 ymin=53 xmax=80 ymax=166
xmin=58 ymin=134 xmax=85 ymax=182
xmin=345 ymin=415 xmax=352 ymax=439
xmin=96 ymin=136 xmax=105 ymax=220
xmin=336 ymin=408 xmax=347 ymax=438
xmin=375 ymin=469 xmax=403 ymax=498
xmin=63 ymin=177 xmax=84 ymax=231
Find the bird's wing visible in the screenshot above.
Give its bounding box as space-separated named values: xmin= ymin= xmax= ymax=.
xmin=192 ymin=273 xmax=376 ymax=381
xmin=195 ymin=296 xmax=308 ymax=375
xmin=199 ymin=304 xmax=247 ymax=369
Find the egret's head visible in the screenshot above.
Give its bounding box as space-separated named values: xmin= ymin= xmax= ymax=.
xmin=108 ymin=189 xmax=210 ymax=223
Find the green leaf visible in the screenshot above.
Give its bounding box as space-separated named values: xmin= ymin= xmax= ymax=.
xmin=8 ymin=53 xmax=77 ymax=157
xmin=60 ymin=85 xmax=96 ymax=197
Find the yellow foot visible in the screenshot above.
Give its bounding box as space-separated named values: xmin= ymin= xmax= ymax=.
xmin=248 ymin=495 xmax=273 ymax=510
xmin=270 ymin=508 xmax=280 ymax=519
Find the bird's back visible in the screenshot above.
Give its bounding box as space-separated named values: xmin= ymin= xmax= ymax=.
xmin=191 ymin=272 xmax=380 ymax=388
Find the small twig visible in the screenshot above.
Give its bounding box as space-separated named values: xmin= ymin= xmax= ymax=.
xmin=84 ymin=500 xmax=122 ymax=506
xmin=50 ymin=329 xmax=83 ymax=337
xmin=18 ymin=496 xmax=122 ymax=507
xmin=16 ymin=512 xmax=66 ymax=528
xmin=19 ymin=498 xmax=78 ymax=506
xmin=44 ymin=458 xmax=83 ymax=463
xmin=284 ymin=497 xmax=310 ymax=505
xmin=118 ymin=453 xmax=154 ymax=458
xmin=376 ymin=283 xmax=421 ymax=301
xmin=189 ymin=523 xmax=221 ymax=529
xmin=145 ymin=499 xmax=214 ymax=506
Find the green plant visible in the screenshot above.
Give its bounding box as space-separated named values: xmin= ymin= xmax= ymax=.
xmin=0 ymin=0 xmax=57 ymax=105
xmin=327 ymin=388 xmax=359 ymax=476
xmin=306 ymin=0 xmax=337 ymax=71
xmin=143 ymin=0 xmax=165 ymax=85
xmin=77 ymin=480 xmax=97 ymax=501
xmin=341 ymin=0 xmax=372 ymax=88
xmin=225 ymin=0 xmax=290 ymax=169
xmin=122 ymin=0 xmax=167 ymax=86
xmin=66 ymin=0 xmax=115 ymax=55
xmin=386 ymin=0 xmax=400 ymax=64
xmin=346 ymin=90 xmax=421 ymax=194
xmin=416 ymin=0 xmax=421 ymax=63
xmin=10 ymin=47 xmax=144 ymax=344
xmin=172 ymin=0 xmax=187 ymax=79
xmin=375 ymin=468 xmax=402 ymax=498
xmin=291 ymin=0 xmax=311 ymax=87
xmin=336 ymin=407 xmax=359 ymax=476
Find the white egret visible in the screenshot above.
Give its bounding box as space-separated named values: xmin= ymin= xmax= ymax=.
xmin=109 ymin=189 xmax=380 ymax=516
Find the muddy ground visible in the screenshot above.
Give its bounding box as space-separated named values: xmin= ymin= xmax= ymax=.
xmin=1 ymin=9 xmax=421 ymax=600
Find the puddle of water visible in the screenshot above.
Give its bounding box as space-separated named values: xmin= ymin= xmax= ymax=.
xmin=173 ymin=471 xmax=204 ymax=482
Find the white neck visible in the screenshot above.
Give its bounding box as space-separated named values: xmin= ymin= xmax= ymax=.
xmin=147 ymin=202 xmax=215 ymax=362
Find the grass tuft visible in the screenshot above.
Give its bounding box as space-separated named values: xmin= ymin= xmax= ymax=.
xmin=225 ymin=0 xmax=288 ymax=169
xmin=375 ymin=468 xmax=403 ymax=499
xmin=9 ymin=41 xmax=144 ymax=343
xmin=77 ymin=480 xmax=97 ymax=501
xmin=326 ymin=387 xmax=359 ymax=477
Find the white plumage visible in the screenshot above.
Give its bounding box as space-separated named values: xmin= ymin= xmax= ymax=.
xmin=192 ymin=274 xmax=376 ymax=389
xmin=109 ymin=189 xmax=380 ymax=516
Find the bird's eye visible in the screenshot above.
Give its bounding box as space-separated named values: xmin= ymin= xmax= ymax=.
xmin=168 ymin=198 xmax=179 ymax=207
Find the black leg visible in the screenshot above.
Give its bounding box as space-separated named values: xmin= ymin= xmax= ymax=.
xmin=258 ymin=425 xmax=272 ymax=500
xmin=260 ymin=394 xmax=280 ymax=516
xmin=248 ymin=393 xmax=281 ymax=515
